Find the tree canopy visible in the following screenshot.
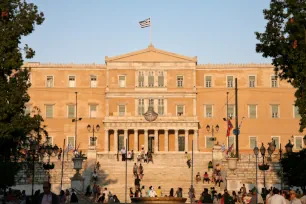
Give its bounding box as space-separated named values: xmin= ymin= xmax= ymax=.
xmin=255 ymin=0 xmax=306 ymax=132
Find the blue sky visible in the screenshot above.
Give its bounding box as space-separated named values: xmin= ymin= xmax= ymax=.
xmin=23 ymin=0 xmax=271 ymax=64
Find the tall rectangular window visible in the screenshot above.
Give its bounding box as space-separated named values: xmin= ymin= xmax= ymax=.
xmin=158 ymin=71 xmax=164 ymax=87
xmin=228 ymin=136 xmax=235 ymax=148
xmin=68 ymin=76 xmax=76 ymax=87
xmin=228 ymin=104 xmax=235 ymax=118
xmin=248 ymin=105 xmax=257 ymax=119
xmin=89 ymin=105 xmax=97 ymax=118
xmin=138 ymin=99 xmax=144 ymax=116
xmin=205 ymin=136 xmax=214 ymax=148
xmin=205 ymin=76 xmax=212 ymax=88
xmin=176 ymin=105 xmax=184 ymax=116
xmin=67 ymin=105 xmax=75 ymax=118
xmin=177 ymin=76 xmax=183 ymax=87
xmin=119 ymin=75 xmax=126 ymax=88
xmin=272 ymin=136 xmax=280 ymax=149
xmin=46 ymin=137 xmax=53 ymax=145
xmin=294 ymin=136 xmax=302 ymax=150
xmin=293 ymin=105 xmax=301 ymax=118
xmin=249 ymin=76 xmax=256 ymax=88
xmin=227 ymin=76 xmax=234 ymax=88
xmin=148 ymin=71 xmax=154 ymax=87
xmin=90 ymin=136 xmax=97 ymax=147
xmin=46 ymin=76 xmax=54 ymax=88
xmin=24 ymin=104 xmax=32 ymax=115
xmin=45 ymin=105 xmax=54 ymax=118
xmin=271 ymin=105 xmax=279 ymax=118
xmin=118 ymin=105 xmax=126 ymax=116
xmin=68 ymin=136 xmax=75 ymax=149
xmin=271 ymin=75 xmax=278 ymax=88
xmin=138 ymin=71 xmax=144 ymax=87
xmin=90 ymin=75 xmax=97 ymax=88
xmin=158 ymin=99 xmax=164 ymax=115
xmin=249 ymin=136 xmax=257 ymax=149
xmin=205 ymin=105 xmax=213 ymax=118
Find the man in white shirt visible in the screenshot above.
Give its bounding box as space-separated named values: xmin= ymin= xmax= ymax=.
xmin=37 ymin=182 xmax=60 ymax=204
xmin=289 ymin=190 xmax=302 ymax=204
xmin=268 ymin=188 xmax=287 ymax=204
xmin=300 ymin=191 xmax=306 ymax=204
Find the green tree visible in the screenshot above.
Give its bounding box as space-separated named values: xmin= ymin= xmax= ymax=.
xmin=281 ymin=149 xmax=306 ymax=192
xmin=255 ymin=0 xmax=306 ymax=132
xmin=0 ymin=0 xmax=44 ymax=188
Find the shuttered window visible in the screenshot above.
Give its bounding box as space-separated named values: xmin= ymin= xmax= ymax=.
xmin=205 ymin=105 xmax=213 ymax=118
xmin=177 ymin=105 xmax=184 ymax=116
xmin=68 ymin=76 xmax=75 ymax=87
xmin=158 ymin=99 xmax=164 ymax=115
xmin=206 ymin=137 xmax=214 ymax=148
xmin=119 ymin=105 xmax=126 ymax=116
xmin=205 ymin=76 xmax=212 ymax=88
xmin=248 ymin=105 xmax=257 ymax=118
xmin=271 ymin=76 xmax=278 ymax=88
xmin=294 ymin=106 xmax=301 ymax=118
xmin=249 ymin=76 xmax=256 ymax=88
xmin=271 ymin=105 xmax=279 ymax=118
xmin=228 ymin=105 xmax=235 ymax=118
xmin=119 ymin=76 xmax=126 ymax=88
xmin=294 ymin=137 xmax=302 ymax=150
xmin=250 ymin=137 xmax=257 ymax=149
xmin=46 ymin=76 xmax=54 ymax=87
xmin=68 ymin=105 xmax=75 ymax=118
xmin=68 ymin=137 xmax=75 ymax=149
xmin=138 ymin=99 xmax=144 ymax=115
xmin=272 ymin=137 xmax=280 ymax=149
xmin=90 ymin=75 xmax=97 ymax=88
xmin=45 ymin=105 xmax=54 ymax=118
xmin=177 ymin=76 xmax=183 ymax=87
xmin=227 ymin=76 xmax=234 ymax=88
xmin=89 ymin=105 xmax=97 ymax=118
xmin=148 ymin=72 xmax=154 ymax=87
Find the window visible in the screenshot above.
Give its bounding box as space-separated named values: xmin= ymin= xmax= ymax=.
xmin=205 ymin=76 xmax=212 ymax=88
xmin=249 ymin=137 xmax=257 ymax=149
xmin=228 ymin=104 xmax=235 ymax=118
xmin=90 ymin=136 xmax=97 ymax=146
xmin=228 ymin=136 xmax=236 ymax=148
xmin=176 ymin=105 xmax=184 ymax=116
xmin=294 ymin=136 xmax=302 ymax=150
xmin=271 ymin=136 xmax=280 ymax=149
xmin=138 ymin=71 xmax=144 ymax=87
xmin=138 ymin=99 xmax=144 ymax=116
xmin=205 ymin=136 xmax=214 ymax=148
xmin=205 ymin=105 xmax=213 ymax=118
xmin=248 ymin=105 xmax=257 ymax=119
xmin=271 ymin=75 xmax=278 ymax=88
xmin=148 ymin=71 xmax=154 ymax=87
xmin=177 ymin=76 xmax=183 ymax=87
xmin=149 ymin=98 xmax=154 ymax=107
xmin=249 ymin=76 xmax=256 ymax=88
xmin=46 ymin=137 xmax=53 ymax=145
xmin=118 ymin=105 xmax=126 ymax=116
xmin=158 ymin=99 xmax=164 ymax=115
xmin=227 ymin=76 xmax=234 ymax=88
xmin=158 ymin=71 xmax=164 ymax=87
xmin=89 ymin=105 xmax=97 ymax=118
xmin=68 ymin=136 xmax=75 ymax=149
xmin=46 ymin=76 xmax=54 ymax=88
xmin=24 ymin=105 xmax=32 ymax=115
xmin=67 ymin=105 xmax=75 ymax=118
xmin=90 ymin=75 xmax=97 ymax=88
xmin=271 ymin=105 xmax=279 ymax=118
xmin=45 ymin=105 xmax=54 ymax=118
xmin=68 ymin=76 xmax=76 ymax=87
xmin=119 ymin=75 xmax=126 ymax=88
xmin=178 ymin=136 xmax=185 ymax=152
xmin=293 ymin=105 xmax=301 ymax=118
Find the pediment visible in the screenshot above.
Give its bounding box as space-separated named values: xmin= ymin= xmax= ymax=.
xmin=105 ymin=44 xmax=197 ymax=63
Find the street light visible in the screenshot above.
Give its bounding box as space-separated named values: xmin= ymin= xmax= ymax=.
xmin=206 ymin=124 xmax=219 ymax=144
xmin=253 ymin=146 xmax=259 ymax=204
xmin=87 ymin=124 xmax=100 ymax=150
xmin=285 ymin=140 xmax=293 ymax=153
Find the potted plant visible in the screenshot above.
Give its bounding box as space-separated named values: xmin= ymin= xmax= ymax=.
xmin=227 ymin=152 xmax=238 ymax=170
xmin=258 ymin=164 xmax=269 ymax=171
xmin=72 ymin=150 xmax=87 ymax=178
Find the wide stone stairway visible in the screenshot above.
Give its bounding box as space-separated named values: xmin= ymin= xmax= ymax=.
xmin=94 ymin=153 xmax=224 ymax=203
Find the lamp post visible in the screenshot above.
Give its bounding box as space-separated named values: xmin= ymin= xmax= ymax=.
xmin=206 ymin=124 xmax=219 ymax=143
xmin=253 ymin=146 xmax=259 ymax=204
xmin=87 ymin=124 xmax=100 ymax=150
xmin=72 ymin=92 xmax=82 ymax=150
xmin=260 ymin=143 xmax=267 ymax=188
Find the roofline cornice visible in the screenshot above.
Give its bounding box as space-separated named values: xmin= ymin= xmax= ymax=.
xmin=196 ymin=63 xmax=273 ymax=69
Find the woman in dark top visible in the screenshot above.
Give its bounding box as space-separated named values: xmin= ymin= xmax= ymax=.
xmin=97 ymin=193 xmax=105 ymax=203
xmin=130 ymin=188 xmax=134 ymax=199
xmin=169 ymin=188 xmax=174 ymax=197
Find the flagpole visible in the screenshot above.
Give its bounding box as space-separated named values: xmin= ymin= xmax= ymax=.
xmin=150 ymin=17 xmax=152 ymax=45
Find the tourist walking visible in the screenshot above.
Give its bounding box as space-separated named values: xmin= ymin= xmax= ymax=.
xmin=121 ymin=147 xmax=126 ymax=161
xmin=138 ymin=163 xmax=144 ymax=179
xmin=70 ymin=189 xmax=78 ymax=203
xmin=36 ymin=182 xmax=60 ymax=204
xmin=65 ymin=189 xmax=70 ymax=203
xmin=59 ymin=190 xmax=66 ymax=204
xmin=268 ymin=188 xmax=287 ymax=204
xmin=133 ymin=163 xmax=138 ymax=177
xmin=135 ymin=175 xmax=141 ymax=190
xmin=185 ymin=152 xmax=191 ymax=168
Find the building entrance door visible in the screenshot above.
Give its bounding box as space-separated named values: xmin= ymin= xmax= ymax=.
xmin=148 ymin=136 xmax=155 ymax=153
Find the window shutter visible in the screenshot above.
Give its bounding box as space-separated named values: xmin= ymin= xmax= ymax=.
xmin=177 ymin=105 xmax=184 ymax=114
xmin=46 ymin=105 xmax=53 ymax=118
xmin=119 ymin=105 xmax=125 ymax=115
xmin=272 ymin=137 xmax=280 ymax=148
xmin=90 ymin=105 xmax=97 ymax=118
xmin=68 ymin=137 xmax=75 ymax=148
xmin=229 ymin=136 xmax=235 ymax=146
xmin=249 ymin=105 xmax=256 ymax=118
xmin=148 ymin=76 xmax=154 ymax=86
xmin=158 ymin=76 xmax=164 ymax=87
xmin=250 ymin=137 xmax=257 ymax=149
xmin=119 ymin=76 xmax=125 ymax=87
xmin=295 ymin=137 xmax=302 ymax=149
xmin=206 ymin=137 xmax=214 ymax=148
xmin=68 ymin=105 xmax=75 ymax=118
xmin=139 ymin=75 xmax=144 ymax=82
xmin=294 ymin=106 xmax=301 ymax=118
xmin=228 ymin=105 xmax=235 ymax=117
xmin=206 ymin=105 xmax=212 ymax=117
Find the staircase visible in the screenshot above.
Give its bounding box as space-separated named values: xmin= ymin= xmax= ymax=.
xmin=94 ymin=153 xmax=224 ymax=203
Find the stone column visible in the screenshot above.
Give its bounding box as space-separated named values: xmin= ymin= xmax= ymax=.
xmin=124 ymin=129 xmax=128 ymax=151
xmin=193 ymin=130 xmax=198 ymax=151
xmin=185 ymin=129 xmax=189 ymax=152
xmin=154 ymin=129 xmax=159 ymax=152
xmin=134 ymin=129 xmax=138 ymax=152
xmin=104 ymin=129 xmax=109 ymax=152
xmin=114 ymin=129 xmax=118 ymax=152
xmin=164 ymin=130 xmax=168 ymax=152
xmin=175 ymin=129 xmax=179 ymax=151
xmin=144 ymin=129 xmax=148 ymax=152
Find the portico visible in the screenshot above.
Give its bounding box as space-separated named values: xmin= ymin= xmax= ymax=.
xmin=103 ymin=119 xmax=199 ymax=153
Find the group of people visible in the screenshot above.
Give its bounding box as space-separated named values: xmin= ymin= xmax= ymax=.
xmin=129 ymin=185 xmax=185 ymax=199
xmin=85 ymin=184 xmax=120 ymax=203
xmin=195 ymin=166 xmax=223 ymax=187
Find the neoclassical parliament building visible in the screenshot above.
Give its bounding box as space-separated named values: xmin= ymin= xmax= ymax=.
xmin=24 ymin=45 xmax=305 ymax=154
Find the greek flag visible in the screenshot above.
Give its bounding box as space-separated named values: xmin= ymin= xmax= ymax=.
xmin=139 ymin=18 xmax=151 ymax=28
